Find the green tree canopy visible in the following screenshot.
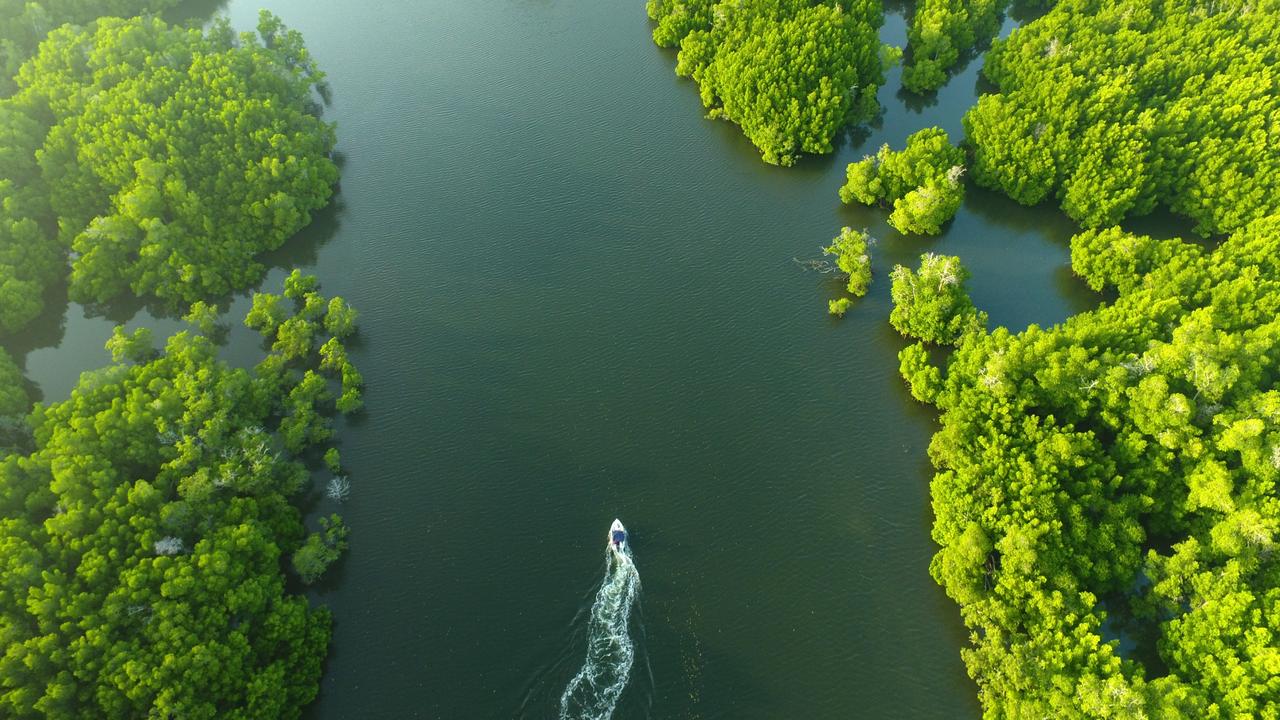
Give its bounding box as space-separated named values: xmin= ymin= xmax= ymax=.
xmin=912 ymin=216 xmax=1280 ymax=717
xmin=0 ymin=345 xmax=26 ymax=417
xmin=839 ymin=127 xmax=965 ymax=235
xmin=0 ymin=12 xmax=337 ymax=337
xmin=823 ymin=226 xmax=873 ymax=297
xmin=0 ymin=275 xmax=362 ymax=718
xmin=889 ymin=253 xmax=986 ymax=344
xmin=965 ymin=0 xmax=1280 ymax=235
xmin=0 ymin=0 xmax=180 ymax=96
xmin=901 ymin=0 xmax=1004 ymax=93
xmin=650 ymin=0 xmax=888 ymax=165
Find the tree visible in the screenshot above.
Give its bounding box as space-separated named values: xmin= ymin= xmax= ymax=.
xmin=0 ymin=0 xmax=181 ymax=95
xmin=284 ymin=269 xmax=320 ymax=301
xmin=911 ymin=216 xmax=1280 ymax=717
xmin=245 ymin=293 xmax=289 ymax=335
xmin=0 ymin=12 xmax=338 ymax=338
xmin=839 ymin=128 xmax=966 ymax=235
xmin=889 ymin=253 xmax=986 ymax=343
xmin=0 ymin=345 xmax=26 ymax=416
xmin=898 ymin=342 xmax=942 ymax=404
xmin=654 ymin=0 xmax=887 ymax=165
xmin=823 ymin=226 xmax=873 ymax=297
xmin=901 ymin=0 xmax=1004 ymax=93
xmin=888 ymin=179 xmax=963 ymax=235
xmin=183 ymin=301 xmax=222 ymax=337
xmin=828 ymin=297 xmax=853 ymax=317
xmin=965 ymin=0 xmax=1280 ymax=234
xmin=105 ymin=326 xmax=155 ymax=364
xmin=0 ymin=276 xmax=363 ymax=718
xmin=324 ymin=448 xmax=341 ymax=474
xmin=324 ymin=297 xmax=359 ymax=338
xmin=292 ymin=515 xmax=349 ymax=584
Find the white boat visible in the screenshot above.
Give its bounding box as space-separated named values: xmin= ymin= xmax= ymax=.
xmin=608 ymin=519 xmax=627 ymax=560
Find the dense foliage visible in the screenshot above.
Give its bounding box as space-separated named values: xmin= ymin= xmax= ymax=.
xmin=903 ymin=217 xmax=1280 ymax=716
xmin=965 ymin=0 xmax=1280 ymax=234
xmin=0 ymin=12 xmax=336 ymax=335
xmin=889 ymin=253 xmax=985 ymax=344
xmin=0 ymin=346 xmax=26 ymax=418
xmin=840 ymin=127 xmax=965 ymax=235
xmin=0 ymin=275 xmax=362 ymax=718
xmin=0 ymin=0 xmax=180 ymax=96
xmin=822 ymin=226 xmax=872 ymax=317
xmin=648 ymin=0 xmax=887 ymax=165
xmin=901 ymin=0 xmax=1003 ymax=92
xmin=824 ymin=226 xmax=872 ymax=297
xmin=0 ymin=347 xmax=30 ymax=455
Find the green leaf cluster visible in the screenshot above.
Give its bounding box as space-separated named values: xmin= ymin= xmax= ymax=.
xmin=901 ymin=0 xmax=1004 ymax=93
xmin=823 ymin=226 xmax=873 ymax=297
xmin=292 ymin=514 xmax=349 ymax=584
xmin=888 ymin=253 xmax=986 ymax=344
xmin=0 ymin=11 xmax=337 ymax=337
xmin=965 ymin=0 xmax=1280 ymax=234
xmin=650 ymin=0 xmax=886 ymax=165
xmin=914 ymin=216 xmax=1280 ymax=717
xmin=839 ymin=127 xmax=965 ymax=235
xmin=0 ymin=345 xmax=26 ymax=417
xmin=0 ymin=0 xmax=180 ymax=96
xmin=0 ymin=276 xmax=362 ymax=718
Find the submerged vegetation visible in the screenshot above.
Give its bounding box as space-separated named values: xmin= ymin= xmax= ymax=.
xmin=0 ymin=275 xmax=361 ymax=718
xmin=0 ymin=11 xmax=336 ymax=336
xmin=647 ymin=0 xmax=889 ymax=165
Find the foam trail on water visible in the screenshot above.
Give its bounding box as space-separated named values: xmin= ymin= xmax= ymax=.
xmin=559 ymin=549 xmax=640 ymax=720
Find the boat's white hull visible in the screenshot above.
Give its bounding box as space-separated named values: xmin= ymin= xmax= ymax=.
xmin=608 ymin=519 xmax=627 ymax=561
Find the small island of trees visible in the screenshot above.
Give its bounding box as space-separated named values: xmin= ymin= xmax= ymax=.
xmin=839 ymin=127 xmax=966 ymax=236
xmin=901 ymin=0 xmax=1003 ymax=93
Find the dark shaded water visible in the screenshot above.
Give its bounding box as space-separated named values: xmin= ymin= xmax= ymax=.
xmin=9 ymin=1 xmax=1099 ymax=717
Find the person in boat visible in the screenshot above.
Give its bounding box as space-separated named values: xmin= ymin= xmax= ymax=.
xmin=611 ymin=529 xmax=625 ymax=549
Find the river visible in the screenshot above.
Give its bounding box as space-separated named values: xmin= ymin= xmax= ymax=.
xmin=8 ymin=0 xmax=1098 ymax=717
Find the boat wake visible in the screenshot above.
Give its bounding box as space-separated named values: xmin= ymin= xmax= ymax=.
xmin=558 ymin=547 xmax=641 ymax=720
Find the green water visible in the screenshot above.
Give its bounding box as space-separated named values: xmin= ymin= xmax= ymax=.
xmin=9 ymin=0 xmax=1100 ymax=717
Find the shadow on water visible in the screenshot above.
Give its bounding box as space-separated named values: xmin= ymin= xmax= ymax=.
xmin=1008 ymin=0 xmax=1059 ymax=24
xmin=2 ymin=279 xmax=71 ymax=368
xmin=962 ymin=184 xmax=1072 ymax=238
xmin=1120 ymin=207 xmax=1203 ymax=243
xmin=166 ymin=0 xmax=231 ymax=26
xmin=103 ymin=193 xmax=340 ymax=325
xmin=257 ymin=194 xmax=346 ymax=271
